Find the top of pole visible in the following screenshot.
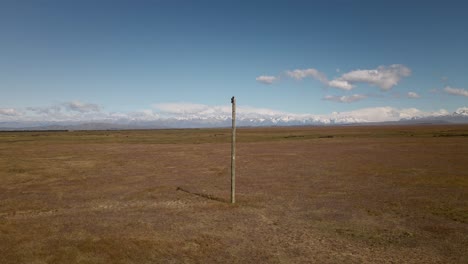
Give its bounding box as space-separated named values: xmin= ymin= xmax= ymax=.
xmin=231 ymin=96 xmax=235 ymax=103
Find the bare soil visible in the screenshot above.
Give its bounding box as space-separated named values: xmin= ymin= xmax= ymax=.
xmin=0 ymin=125 xmax=467 ymax=263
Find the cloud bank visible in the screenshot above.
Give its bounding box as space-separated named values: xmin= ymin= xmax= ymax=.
xmin=0 ymin=108 xmax=21 ymax=116
xmin=2 ymin=101 xmax=465 ymax=127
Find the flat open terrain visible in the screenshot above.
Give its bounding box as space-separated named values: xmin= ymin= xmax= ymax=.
xmin=0 ymin=125 xmax=467 ymax=263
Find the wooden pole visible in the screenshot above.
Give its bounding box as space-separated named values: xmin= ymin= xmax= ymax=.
xmin=231 ymin=96 xmax=236 ymax=204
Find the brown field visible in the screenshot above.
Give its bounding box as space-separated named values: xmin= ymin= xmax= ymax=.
xmin=0 ymin=125 xmax=467 ymax=263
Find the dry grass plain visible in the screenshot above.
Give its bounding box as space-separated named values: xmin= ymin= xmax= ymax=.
xmin=0 ymin=125 xmax=467 ymax=263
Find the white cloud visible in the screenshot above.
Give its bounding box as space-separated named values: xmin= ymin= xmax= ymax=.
xmin=455 ymin=107 xmax=468 ymax=116
xmin=261 ymin=64 xmax=411 ymax=91
xmin=0 ymin=108 xmax=21 ymax=116
xmin=256 ymin=75 xmax=278 ymax=84
xmin=123 ymin=110 xmax=160 ymax=121
xmin=151 ymin=102 xmax=457 ymax=124
xmin=283 ymin=68 xmax=352 ymax=90
xmin=327 ymin=80 xmax=354 ymax=90
xmin=153 ymin=102 xmax=287 ymax=120
xmin=65 ymin=101 xmax=100 ymax=112
xmin=407 ymin=92 xmax=420 ymax=98
xmin=285 ymin=68 xmax=328 ymax=83
xmin=153 ymin=103 xmax=232 ymax=119
xmin=333 ymin=64 xmax=411 ymax=90
xmin=444 ymin=86 xmax=468 ymax=97
xmin=323 ymin=94 xmax=367 ymax=103
xmin=2 ymin=101 xmax=466 ymax=126
xmin=238 ymin=106 xmax=288 ymax=117
xmin=27 ymin=105 xmax=62 ymax=115
xmin=330 ymin=107 xmax=399 ymax=123
xmin=1 ymin=101 xmax=105 ymax=122
xmin=329 ymin=107 xmax=449 ymax=123
xmin=21 ymin=101 xmax=102 ymax=121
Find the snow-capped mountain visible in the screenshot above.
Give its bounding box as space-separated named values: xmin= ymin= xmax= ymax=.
xmin=453 ymin=107 xmax=468 ymax=116
xmin=1 ymin=106 xmax=467 ymax=130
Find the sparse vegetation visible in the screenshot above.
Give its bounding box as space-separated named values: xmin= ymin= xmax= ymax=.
xmin=1 ymin=125 xmax=467 ymax=263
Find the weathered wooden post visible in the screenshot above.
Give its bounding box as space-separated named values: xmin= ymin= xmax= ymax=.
xmin=231 ymin=96 xmax=236 ymax=204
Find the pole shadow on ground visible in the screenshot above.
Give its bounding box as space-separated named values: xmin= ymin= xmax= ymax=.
xmin=176 ymin=187 xmax=228 ymax=203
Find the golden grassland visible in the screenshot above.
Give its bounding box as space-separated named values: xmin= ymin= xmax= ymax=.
xmin=0 ymin=125 xmax=467 ymax=263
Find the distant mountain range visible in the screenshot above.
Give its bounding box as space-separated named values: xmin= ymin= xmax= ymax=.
xmin=1 ymin=109 xmax=467 ymax=131
xmin=397 ymin=108 xmax=468 ymax=124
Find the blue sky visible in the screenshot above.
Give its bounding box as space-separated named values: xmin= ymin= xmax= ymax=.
xmin=1 ymin=0 xmax=467 ymax=123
